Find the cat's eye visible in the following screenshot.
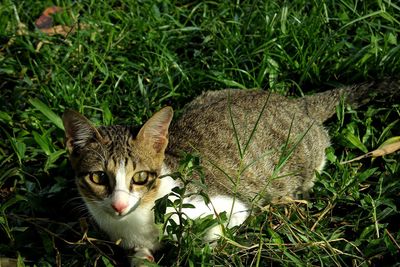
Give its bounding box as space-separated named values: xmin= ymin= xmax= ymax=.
xmin=89 ymin=172 xmax=108 ymax=185
xmin=132 ymin=171 xmax=154 ymax=185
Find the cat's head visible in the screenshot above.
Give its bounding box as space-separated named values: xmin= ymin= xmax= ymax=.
xmin=62 ymin=107 xmax=173 ymax=219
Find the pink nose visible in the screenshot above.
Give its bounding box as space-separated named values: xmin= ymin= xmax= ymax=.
xmin=112 ymin=200 xmax=128 ymax=214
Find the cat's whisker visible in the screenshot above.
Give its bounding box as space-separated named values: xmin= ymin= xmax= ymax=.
xmin=63 ymin=195 xmax=84 ymax=207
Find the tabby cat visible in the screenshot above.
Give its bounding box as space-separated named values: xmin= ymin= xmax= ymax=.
xmin=62 ymin=79 xmax=398 ymax=266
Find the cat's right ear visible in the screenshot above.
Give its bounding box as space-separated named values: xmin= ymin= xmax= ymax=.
xmin=137 ymin=107 xmax=174 ymax=154
xmin=62 ymin=110 xmax=103 ymax=153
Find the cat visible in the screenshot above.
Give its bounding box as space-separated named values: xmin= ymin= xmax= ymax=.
xmin=62 ymin=79 xmax=398 ymax=266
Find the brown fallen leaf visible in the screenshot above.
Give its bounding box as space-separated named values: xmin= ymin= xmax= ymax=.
xmin=35 ymin=6 xmax=89 ymax=37
xmin=38 ymin=24 xmax=77 ymax=37
xmin=35 ymin=6 xmax=63 ymax=29
xmin=341 ymin=136 xmax=400 ymax=164
xmin=43 ymin=6 xmax=63 ymax=16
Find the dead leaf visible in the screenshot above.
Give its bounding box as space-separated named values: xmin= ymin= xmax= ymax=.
xmin=34 ymin=6 xmax=89 ymax=37
xmin=43 ymin=6 xmax=63 ymax=16
xmin=341 ymin=136 xmax=400 ymax=164
xmin=35 ymin=6 xmax=63 ymax=29
xmin=35 ymin=15 xmax=54 ymax=29
xmin=38 ymin=24 xmax=76 ymax=37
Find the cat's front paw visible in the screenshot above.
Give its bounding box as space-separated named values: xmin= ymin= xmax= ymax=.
xmin=129 ymin=247 xmax=155 ymax=267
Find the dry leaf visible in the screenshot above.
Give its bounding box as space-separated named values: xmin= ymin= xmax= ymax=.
xmin=341 ymin=136 xmax=400 ymax=164
xmin=35 ymin=6 xmax=89 ymax=37
xmin=35 ymin=6 xmax=63 ymax=29
xmin=38 ymin=24 xmax=77 ymax=37
xmin=43 ymin=6 xmax=63 ymax=17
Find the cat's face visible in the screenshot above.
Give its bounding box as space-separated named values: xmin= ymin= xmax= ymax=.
xmin=62 ymin=107 xmax=173 ymax=219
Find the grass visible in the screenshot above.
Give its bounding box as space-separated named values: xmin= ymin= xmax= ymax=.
xmin=1 ymin=0 xmax=400 ymax=266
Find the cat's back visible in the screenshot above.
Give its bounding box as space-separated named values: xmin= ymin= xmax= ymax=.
xmin=167 ymin=89 xmax=330 ymax=203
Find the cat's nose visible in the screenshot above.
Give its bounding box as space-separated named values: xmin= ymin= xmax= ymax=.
xmin=112 ymin=200 xmax=128 ymax=214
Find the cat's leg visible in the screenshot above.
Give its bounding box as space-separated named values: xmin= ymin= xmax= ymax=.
xmin=129 ymin=247 xmax=154 ymax=267
xmin=167 ymin=195 xmax=249 ymax=243
xmin=204 ymin=211 xmax=248 ymax=243
xmin=203 ymin=196 xmax=249 ymax=242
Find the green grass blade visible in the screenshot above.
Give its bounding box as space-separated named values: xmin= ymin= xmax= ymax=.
xmin=29 ymin=98 xmax=64 ymax=130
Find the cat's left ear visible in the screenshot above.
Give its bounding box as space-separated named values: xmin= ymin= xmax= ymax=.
xmin=62 ymin=110 xmax=103 ymax=153
xmin=137 ymin=107 xmax=174 ymax=154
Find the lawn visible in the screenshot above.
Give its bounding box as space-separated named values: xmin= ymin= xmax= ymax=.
xmin=1 ymin=0 xmax=399 ymax=266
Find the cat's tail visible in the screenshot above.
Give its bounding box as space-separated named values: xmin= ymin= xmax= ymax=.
xmin=299 ymin=77 xmax=400 ymax=123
